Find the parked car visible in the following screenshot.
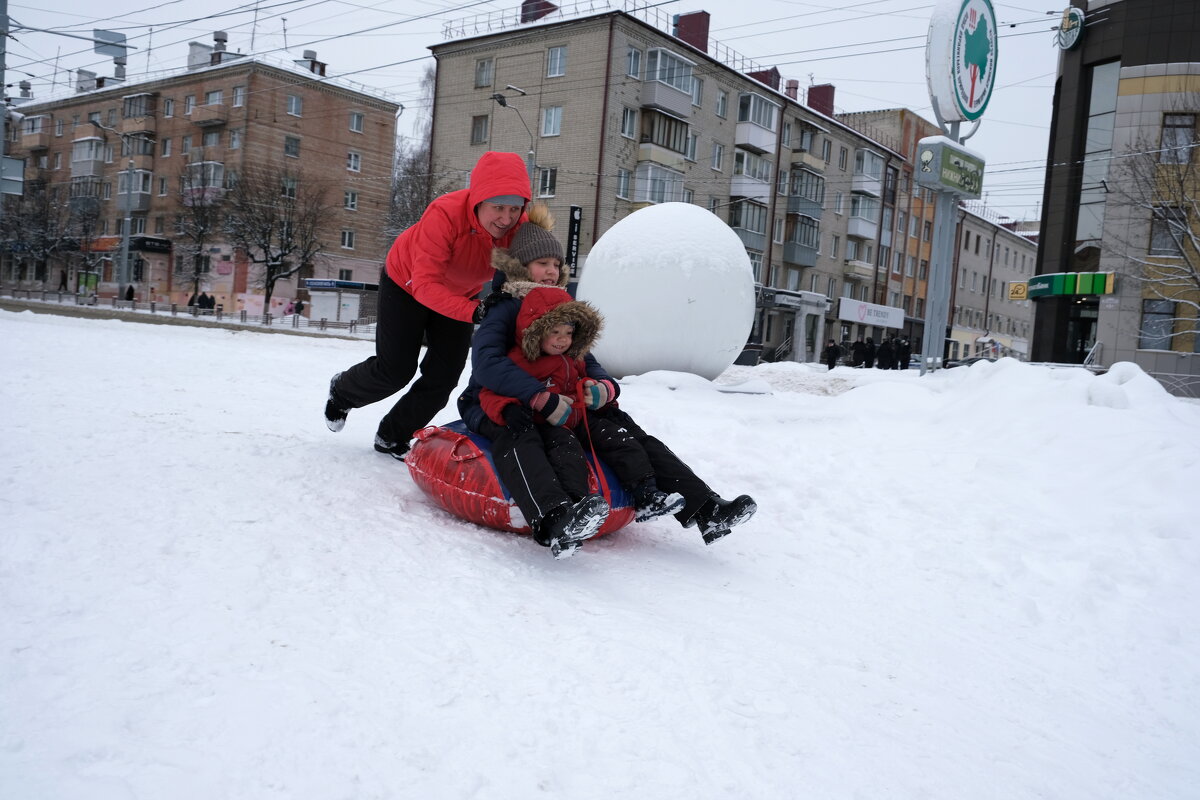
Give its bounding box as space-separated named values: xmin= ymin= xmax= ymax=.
xmin=944 ymin=356 xmax=998 ymax=369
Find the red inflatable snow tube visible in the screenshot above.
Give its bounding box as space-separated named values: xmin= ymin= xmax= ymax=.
xmin=406 ymin=421 xmax=635 ymax=536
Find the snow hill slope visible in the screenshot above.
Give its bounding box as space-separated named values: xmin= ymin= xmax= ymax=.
xmin=2 ymin=308 xmax=1198 ymax=799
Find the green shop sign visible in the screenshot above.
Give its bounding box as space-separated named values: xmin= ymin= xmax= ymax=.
xmin=1026 ymin=271 xmax=1115 ymax=298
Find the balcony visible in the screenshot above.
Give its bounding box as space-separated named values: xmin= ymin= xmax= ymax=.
xmin=843 ymin=258 xmax=876 ymax=282
xmin=851 ymin=171 xmax=882 ymax=197
xmin=22 ymin=131 xmax=50 ymax=151
xmin=71 ymin=158 xmax=105 ymax=178
xmin=640 ymin=81 xmax=692 ymax=118
xmin=791 ymin=151 xmax=825 ymax=173
xmin=735 ymin=121 xmax=775 ymax=155
xmin=782 ymin=241 xmax=818 ymax=268
xmin=183 ymin=186 xmax=226 ymax=207
xmin=116 ymin=193 xmax=153 ymax=214
xmin=120 ymin=115 xmax=157 ymax=136
xmin=637 ymin=141 xmax=686 ymax=169
xmin=191 ymin=104 xmax=228 ymax=127
xmin=730 ymin=226 xmax=766 ymax=252
xmin=730 ymin=173 xmax=770 ymax=200
xmin=847 ymin=215 xmax=878 ymax=240
xmin=787 ymin=195 xmax=822 ymax=218
xmin=128 ymin=153 xmax=155 ymax=171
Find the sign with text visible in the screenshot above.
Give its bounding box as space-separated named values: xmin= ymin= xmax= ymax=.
xmin=838 ymin=297 xmax=905 ymax=329
xmin=916 ymin=137 xmax=984 ymax=198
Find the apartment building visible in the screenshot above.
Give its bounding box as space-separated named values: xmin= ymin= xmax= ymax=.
xmin=952 ymin=204 xmax=1038 ymax=361
xmin=1036 ymin=0 xmax=1200 ymax=393
xmin=432 ymin=2 xmax=930 ymax=363
xmin=3 ymin=35 xmax=399 ymax=313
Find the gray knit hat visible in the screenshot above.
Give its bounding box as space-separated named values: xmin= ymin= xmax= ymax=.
xmin=506 ymin=203 xmax=563 ymax=267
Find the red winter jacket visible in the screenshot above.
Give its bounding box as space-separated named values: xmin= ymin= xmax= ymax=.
xmin=384 ymin=152 xmax=530 ymax=322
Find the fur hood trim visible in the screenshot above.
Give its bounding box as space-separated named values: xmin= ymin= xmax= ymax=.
xmin=516 ymin=287 xmax=604 ymax=362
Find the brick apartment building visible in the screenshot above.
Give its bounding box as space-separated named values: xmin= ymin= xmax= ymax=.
xmin=2 ymin=34 xmax=399 ymax=315
xmin=430 ymin=1 xmax=1032 ymax=363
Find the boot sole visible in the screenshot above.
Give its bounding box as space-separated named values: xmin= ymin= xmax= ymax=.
xmin=701 ymin=500 xmax=758 ymax=545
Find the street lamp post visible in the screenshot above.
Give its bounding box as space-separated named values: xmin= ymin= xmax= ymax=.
xmin=91 ymin=120 xmax=136 ymax=298
xmin=490 ymin=85 xmax=536 ymax=184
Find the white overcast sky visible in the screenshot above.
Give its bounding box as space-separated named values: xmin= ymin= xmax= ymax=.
xmin=7 ymin=0 xmax=1069 ymax=220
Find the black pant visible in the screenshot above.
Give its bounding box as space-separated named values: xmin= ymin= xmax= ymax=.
xmin=478 ymin=418 xmax=584 ymax=525
xmin=336 ymin=268 xmax=475 ymax=445
xmin=590 ymin=406 xmax=714 ymax=523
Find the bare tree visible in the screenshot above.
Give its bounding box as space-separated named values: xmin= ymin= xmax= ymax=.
xmin=175 ymin=156 xmax=226 ymax=299
xmin=387 ymin=64 xmax=450 ymax=238
xmin=2 ymin=178 xmax=70 ymax=284
xmin=1103 ymin=111 xmax=1200 ymax=345
xmin=65 ymin=185 xmax=105 ymax=293
xmin=223 ymin=165 xmax=330 ymax=309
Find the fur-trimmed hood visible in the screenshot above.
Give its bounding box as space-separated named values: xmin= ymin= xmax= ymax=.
xmin=515 ymin=287 xmax=604 ymax=363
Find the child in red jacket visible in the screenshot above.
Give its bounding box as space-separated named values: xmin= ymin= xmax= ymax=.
xmin=479 ymin=284 xmax=685 ymax=557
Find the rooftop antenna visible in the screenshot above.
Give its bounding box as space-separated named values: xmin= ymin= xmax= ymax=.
xmin=282 ymin=17 xmax=289 ymax=51
xmin=146 ymin=27 xmax=153 ymax=73
xmin=251 ymin=0 xmax=260 ymax=50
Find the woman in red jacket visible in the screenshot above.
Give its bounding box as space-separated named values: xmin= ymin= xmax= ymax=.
xmin=324 ymin=151 xmax=530 ymax=459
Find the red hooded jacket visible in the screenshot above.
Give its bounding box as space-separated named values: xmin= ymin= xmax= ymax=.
xmin=384 ymin=152 xmax=530 ymax=322
xmin=479 ymin=287 xmax=604 ymax=429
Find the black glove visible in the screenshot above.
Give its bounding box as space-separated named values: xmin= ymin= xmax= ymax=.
xmin=472 ymin=290 xmax=510 ymax=324
xmin=502 ymin=403 xmax=535 ymax=437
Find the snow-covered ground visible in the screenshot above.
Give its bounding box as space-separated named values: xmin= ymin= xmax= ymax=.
xmin=2 ymin=308 xmax=1197 ymax=799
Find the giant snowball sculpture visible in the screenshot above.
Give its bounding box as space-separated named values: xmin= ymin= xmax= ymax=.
xmin=576 ymin=202 xmax=756 ymax=380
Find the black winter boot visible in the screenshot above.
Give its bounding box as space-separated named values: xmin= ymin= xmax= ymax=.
xmin=687 ymin=494 xmax=757 ymax=544
xmin=373 ymin=434 xmax=409 ymax=461
xmin=550 ymin=494 xmax=610 ymax=559
xmin=632 ymin=480 xmax=685 ymax=523
xmin=324 ymin=372 xmax=350 ymax=432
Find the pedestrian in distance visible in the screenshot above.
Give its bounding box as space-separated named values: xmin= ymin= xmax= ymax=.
xmin=822 ymin=339 xmax=840 ymax=371
xmin=324 ymin=151 xmax=531 ymax=461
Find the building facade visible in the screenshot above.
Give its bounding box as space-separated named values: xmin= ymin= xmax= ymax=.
xmin=431 ymin=3 xmax=972 ymax=364
xmin=3 ymin=36 xmax=398 ymax=315
xmin=1035 ymin=0 xmax=1200 ymax=393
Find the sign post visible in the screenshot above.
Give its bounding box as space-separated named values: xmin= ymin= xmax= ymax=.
xmin=920 ymin=0 xmax=997 ymax=374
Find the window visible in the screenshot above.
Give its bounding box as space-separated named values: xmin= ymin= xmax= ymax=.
xmin=284 ymin=136 xmax=300 ymax=158
xmin=616 ymin=168 xmax=631 ymax=199
xmin=233 ymin=86 xmax=245 ymax=107
xmin=117 ymin=169 xmax=152 ymax=195
xmin=737 ymin=93 xmax=779 ymax=131
xmin=287 ymin=94 xmax=302 ymax=116
xmin=538 ymin=167 xmax=557 ymax=197
xmin=53 ymin=152 xmax=61 ymax=169
xmin=711 ymin=142 xmax=725 ymax=171
xmin=641 ymin=110 xmax=688 ymax=153
xmin=907 ymin=256 xmax=916 ymax=276
xmin=838 ymin=147 xmax=848 ymax=170
xmin=1140 ymin=299 xmax=1175 ymax=348
xmin=827 ymin=277 xmax=837 ymax=299
xmin=919 ymin=260 xmax=928 ymax=280
xmin=963 ymin=231 xmax=971 ymax=251
xmin=202 ymin=131 xmax=220 ymax=147
xmin=833 ymin=192 xmax=843 ymax=214
xmin=646 ymin=48 xmax=694 ymax=94
xmin=344 ymin=190 xmax=358 ymax=210
xmin=88 ymin=110 xmax=102 ymax=125
xmin=347 ymin=151 xmax=361 ymax=172
xmin=747 ymin=251 xmax=764 ymax=283
xmin=56 ymin=119 xmax=64 ymax=136
xmin=338 ymin=268 xmax=353 ymax=281
xmin=470 ymin=115 xmax=489 ymax=145
xmin=685 ymin=132 xmax=698 ymax=162
xmin=541 ymin=106 xmax=562 ymax=137
xmin=729 ymin=200 xmax=767 ymax=233
xmin=204 ymin=89 xmax=223 ymax=105
xmin=620 ymin=107 xmax=638 ymax=138
xmin=923 ymin=221 xmax=932 ymax=241
xmin=791 ymin=169 xmax=825 ymax=204
xmin=350 ymin=112 xmax=364 ymax=133
xmin=634 ymin=162 xmax=683 ymax=204
xmin=716 ymin=90 xmax=728 ymax=118
xmin=1150 ymin=206 xmax=1187 ymax=255
xmin=682 ymin=187 xmax=693 ymax=204
xmin=341 ymin=229 xmax=356 ymax=249
xmin=186 ymin=161 xmax=224 ymax=190
xmin=282 ymin=177 xmax=297 ymax=198
xmin=158 ymin=177 xmax=168 ymax=196
xmin=546 ymin=46 xmax=567 ymax=77
xmin=821 ymin=139 xmax=832 ymax=164
xmin=830 ymin=235 xmax=840 ymax=259
xmin=627 ymin=48 xmax=642 ymax=79
xmin=855 ymin=149 xmax=884 ymax=179
xmin=691 ymin=77 xmax=703 ymax=107
xmin=776 ymin=168 xmax=788 ymax=195
xmin=849 ymin=194 xmax=878 ymax=220
xmin=229 ymin=128 xmax=242 ymax=149
xmin=161 ymin=138 xmax=172 ymax=157
xmin=181 ymin=135 xmax=192 ymax=154
xmin=1160 ymin=114 xmax=1195 ymax=164
xmin=733 ymin=149 xmax=773 ymax=183
xmin=155 ymin=216 xmax=164 ymax=234
xmin=183 ymin=95 xmax=195 ymax=115
xmin=475 ymin=58 xmax=494 ymax=88
xmin=123 ymin=94 xmax=153 ymax=118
